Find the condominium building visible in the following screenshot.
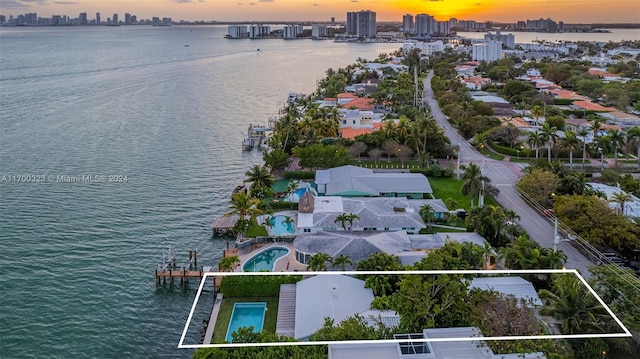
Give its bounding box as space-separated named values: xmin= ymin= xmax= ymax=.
xmin=415 ymin=14 xmax=435 ymax=38
xmin=472 ymin=40 xmax=503 ymax=62
xmin=402 ymin=14 xmax=413 ymax=33
xmin=346 ymin=10 xmax=376 ymax=38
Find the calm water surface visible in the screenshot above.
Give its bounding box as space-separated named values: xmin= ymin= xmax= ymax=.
xmin=0 ymin=25 xmax=400 ymax=358
xmin=1 ymin=24 xmax=632 ymax=358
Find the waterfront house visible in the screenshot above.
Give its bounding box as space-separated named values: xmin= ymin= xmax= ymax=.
xmin=292 ymin=275 xmax=399 ymax=340
xmin=315 ymin=165 xmax=432 ymax=198
xmin=296 ymin=196 xmax=428 ymax=234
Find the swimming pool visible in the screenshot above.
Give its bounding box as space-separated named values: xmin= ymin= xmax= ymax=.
xmin=269 ymin=215 xmax=295 ymax=236
xmin=225 ymin=302 xmax=267 ymax=343
xmin=242 ymin=246 xmax=290 ymax=272
xmin=294 ymin=187 xmax=307 ymax=196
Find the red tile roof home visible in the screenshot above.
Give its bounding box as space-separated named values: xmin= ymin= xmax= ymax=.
xmin=500 ymin=117 xmax=532 ymax=128
xmin=599 ymin=123 xmax=622 ymax=132
xmin=339 ymin=127 xmax=375 ymax=139
xmin=572 ymin=100 xmax=614 ymax=112
xmin=547 ymin=89 xmax=587 ymax=100
xmin=340 ymin=97 xmax=375 ymax=110
xmin=588 ymin=68 xmax=616 ymax=78
xmin=337 ymin=93 xmax=358 ymax=99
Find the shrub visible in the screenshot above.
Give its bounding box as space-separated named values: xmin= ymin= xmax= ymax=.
xmin=282 ymin=171 xmax=315 ymax=180
xmin=410 ymin=164 xmax=454 ymax=178
xmin=220 ymin=275 xmax=303 ymax=297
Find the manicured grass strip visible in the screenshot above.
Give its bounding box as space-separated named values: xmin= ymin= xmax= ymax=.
xmin=212 ymin=296 xmax=279 ymax=343
xmin=428 ymin=177 xmax=498 ymax=211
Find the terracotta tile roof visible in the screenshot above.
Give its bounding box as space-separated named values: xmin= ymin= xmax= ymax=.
xmin=547 ymin=89 xmax=587 ymax=100
xmin=340 ymin=97 xmax=375 ymax=110
xmin=500 ymin=117 xmax=532 ymax=128
xmin=572 ymin=100 xmax=615 ymax=112
xmin=337 ymin=93 xmax=358 ymax=99
xmin=340 ymin=127 xmax=376 ymax=139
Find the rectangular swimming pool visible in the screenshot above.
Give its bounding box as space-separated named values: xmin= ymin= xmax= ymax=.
xmin=224 ymin=302 xmax=267 ymax=343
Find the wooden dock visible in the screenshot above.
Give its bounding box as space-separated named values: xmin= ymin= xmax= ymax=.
xmin=211 ymin=214 xmax=239 ymax=236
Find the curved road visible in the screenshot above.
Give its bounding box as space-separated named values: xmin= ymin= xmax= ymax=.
xmin=423 ymin=71 xmax=593 ymax=277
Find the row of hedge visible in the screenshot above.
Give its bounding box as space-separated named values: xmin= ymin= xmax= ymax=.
xmin=220 ymin=275 xmax=303 ymax=297
xmin=282 ymin=171 xmax=315 ymax=180
xmin=410 ymin=164 xmax=454 ymax=178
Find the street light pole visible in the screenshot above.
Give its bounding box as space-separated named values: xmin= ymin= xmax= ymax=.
xmin=553 ymin=218 xmax=559 ymax=253
xmin=598 ymin=147 xmax=604 ymax=171
xmin=456 ymin=143 xmax=461 ymax=181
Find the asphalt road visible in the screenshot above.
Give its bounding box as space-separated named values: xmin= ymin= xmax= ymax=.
xmin=423 ymin=71 xmax=593 ymax=277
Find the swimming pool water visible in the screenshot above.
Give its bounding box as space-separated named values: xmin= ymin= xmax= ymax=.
xmin=269 ymin=215 xmax=295 ymax=236
xmin=225 ymin=302 xmax=266 ymax=343
xmin=242 ymin=247 xmax=289 ymax=272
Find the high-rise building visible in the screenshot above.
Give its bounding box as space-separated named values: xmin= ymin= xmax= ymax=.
xmin=346 ymin=10 xmax=376 ymax=38
xmin=125 ymin=13 xmax=132 ymax=25
xmin=79 ymin=12 xmax=87 ymax=25
xmin=227 ymin=25 xmax=248 ymax=38
xmin=112 ymin=13 xmax=118 ymax=24
xmin=312 ymin=25 xmax=328 ymax=38
xmin=402 ymin=14 xmax=413 ymax=33
xmin=96 ymin=12 xmax=100 ymax=24
xmin=435 ymin=21 xmax=450 ymax=35
xmin=472 ymin=40 xmax=502 ymax=62
xmin=484 ymin=30 xmax=515 ymax=49
xmin=331 ymin=17 xmax=335 ymax=24
xmin=283 ymin=25 xmax=304 ymax=39
xmin=415 ymin=14 xmax=434 ymax=38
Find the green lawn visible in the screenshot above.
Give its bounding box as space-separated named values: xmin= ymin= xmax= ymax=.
xmin=212 ymin=296 xmax=279 ymax=343
xmin=429 ymin=177 xmax=497 ymax=211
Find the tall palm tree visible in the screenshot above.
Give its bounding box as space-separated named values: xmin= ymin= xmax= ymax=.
xmin=541 ymin=122 xmax=558 ymax=162
xmin=527 ymin=130 xmax=545 ymax=159
xmin=461 ymin=163 xmax=489 ymax=208
xmin=332 ymin=254 xmax=353 ymax=271
xmin=541 ymin=248 xmax=568 ymax=269
xmin=226 ymin=191 xmax=262 ymax=222
xmin=577 ymin=128 xmax=590 ymax=168
xmin=346 ymin=213 xmax=360 ymax=231
xmin=307 ymin=252 xmax=332 ymax=271
xmin=244 ymin=164 xmax=275 ymax=199
xmin=606 ymin=130 xmax=626 ymax=168
xmin=334 ymin=213 xmax=348 ymax=230
xmin=419 ymin=204 xmax=436 ymax=231
xmin=561 ymin=130 xmax=580 ymax=169
xmin=538 ymin=274 xmax=609 ymax=334
xmin=626 ymin=126 xmax=640 ymax=170
xmin=531 ymin=104 xmax=544 ymax=125
xmin=610 ymin=191 xmax=632 ymax=215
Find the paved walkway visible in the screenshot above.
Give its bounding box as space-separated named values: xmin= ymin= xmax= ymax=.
xmin=275 ymin=284 xmax=297 ymax=337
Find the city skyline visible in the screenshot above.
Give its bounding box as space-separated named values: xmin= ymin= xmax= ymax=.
xmin=1 ymin=0 xmax=639 ymax=24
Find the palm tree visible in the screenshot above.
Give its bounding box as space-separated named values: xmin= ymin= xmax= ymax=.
xmin=334 ymin=213 xmax=348 ymax=230
xmin=530 ymin=104 xmax=544 ymax=125
xmin=561 ymin=130 xmax=580 ymax=169
xmin=461 ymin=163 xmax=489 ymax=208
xmin=244 ymin=164 xmax=275 ymax=199
xmin=626 ymin=126 xmax=640 ymax=170
xmin=610 ymin=191 xmax=632 ymax=215
xmin=541 ymin=248 xmax=568 ymax=269
xmin=541 ymin=122 xmax=558 ymax=162
xmin=346 ymin=213 xmax=360 ymax=231
xmin=219 ymin=255 xmax=240 ymax=272
xmin=419 ymin=204 xmax=436 ymax=231
xmin=527 ymin=130 xmax=545 ymax=159
xmin=479 ymin=242 xmax=494 ymax=269
xmin=577 ymin=128 xmax=590 ymax=168
xmin=538 ymin=274 xmax=608 ymax=334
xmin=285 ymin=181 xmax=298 ymax=208
xmin=226 ymin=191 xmax=262 ymax=222
xmin=606 ymin=130 xmax=626 ymax=168
xmin=307 ymin=252 xmax=332 ymax=271
xmin=332 ymin=254 xmax=353 ymax=271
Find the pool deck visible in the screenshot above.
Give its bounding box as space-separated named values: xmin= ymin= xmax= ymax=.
xmin=236 ymin=241 xmax=306 ymax=272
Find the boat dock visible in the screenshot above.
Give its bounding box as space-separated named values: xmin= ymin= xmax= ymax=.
xmin=242 ymin=120 xmax=275 ymax=150
xmin=155 ymin=249 xmax=213 ymax=287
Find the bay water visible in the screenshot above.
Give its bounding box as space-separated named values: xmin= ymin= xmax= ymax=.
xmin=0 ymin=25 xmax=631 ymax=358
xmin=0 ymin=25 xmax=400 ymax=358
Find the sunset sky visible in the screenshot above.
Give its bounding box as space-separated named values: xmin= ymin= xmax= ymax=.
xmin=1 ymin=0 xmax=639 ymax=24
